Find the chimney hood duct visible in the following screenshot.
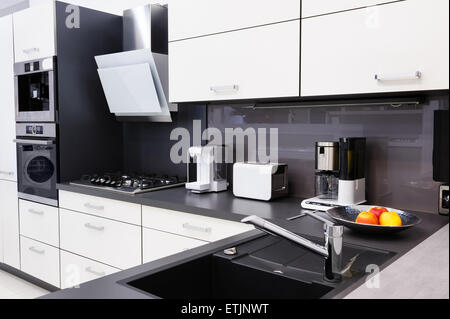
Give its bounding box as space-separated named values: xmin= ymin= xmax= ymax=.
xmin=95 ymin=4 xmax=176 ymax=122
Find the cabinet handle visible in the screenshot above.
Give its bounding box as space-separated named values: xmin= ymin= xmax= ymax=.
xmin=182 ymin=223 xmax=211 ymax=234
xmin=84 ymin=203 xmax=104 ymax=211
xmin=210 ymin=85 xmax=239 ymax=93
xmin=23 ymin=47 xmax=40 ymax=54
xmin=374 ymin=71 xmax=422 ymax=81
xmin=84 ymin=223 xmax=105 ymax=232
xmin=28 ymin=209 xmax=44 ymax=216
xmin=85 ymin=266 xmax=106 ymax=277
xmin=29 ymin=246 xmax=45 ymax=255
xmin=0 ymin=171 xmax=14 ymax=176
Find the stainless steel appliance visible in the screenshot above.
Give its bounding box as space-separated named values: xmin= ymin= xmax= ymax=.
xmin=14 ymin=57 xmax=57 ymax=123
xmin=302 ymin=138 xmax=366 ymax=211
xmin=315 ymin=142 xmax=339 ymax=200
xmin=14 ymin=123 xmax=58 ymax=206
xmin=233 ymin=162 xmax=288 ymax=201
xmin=95 ymin=4 xmax=177 ymax=122
xmin=70 ymin=173 xmax=185 ymax=195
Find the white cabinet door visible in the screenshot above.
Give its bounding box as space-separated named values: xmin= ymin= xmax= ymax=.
xmin=169 ymin=0 xmax=300 ymax=41
xmin=302 ymin=0 xmax=398 ymax=18
xmin=20 ymin=236 xmax=60 ymax=287
xmin=13 ymin=1 xmax=56 ymax=62
xmin=169 ymin=20 xmax=300 ymax=103
xmin=0 ymin=180 xmax=20 ymax=269
xmin=143 ymin=228 xmax=207 ymax=263
xmin=142 ymin=206 xmax=254 ymax=243
xmin=19 ymin=200 xmax=59 ymax=247
xmin=60 ymin=250 xmax=120 ymax=289
xmin=301 ymin=0 xmax=449 ymax=96
xmin=0 ymin=15 xmax=17 ymax=182
xmin=59 ymin=208 xmax=142 ymax=270
xmin=59 ymin=190 xmax=141 ymax=225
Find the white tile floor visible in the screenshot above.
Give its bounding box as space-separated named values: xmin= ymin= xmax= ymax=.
xmin=0 ymin=269 xmax=49 ymax=299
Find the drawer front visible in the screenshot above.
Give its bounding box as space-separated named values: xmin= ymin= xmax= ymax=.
xmin=20 ymin=236 xmax=60 ymax=287
xmin=169 ymin=20 xmax=300 ymax=103
xmin=59 ymin=209 xmax=141 ymax=270
xmin=19 ymin=199 xmax=59 ymax=247
xmin=143 ymin=228 xmax=207 ymax=263
xmin=60 ymin=250 xmax=120 ymax=289
xmin=59 ymin=190 xmax=141 ymax=225
xmin=301 ymin=0 xmax=449 ymax=96
xmin=302 ymin=0 xmax=399 ymax=18
xmin=142 ymin=206 xmax=254 ymax=242
xmin=169 ymin=0 xmax=300 ymax=41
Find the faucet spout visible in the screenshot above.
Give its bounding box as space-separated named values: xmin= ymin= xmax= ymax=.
xmin=241 ymin=214 xmax=344 ymax=282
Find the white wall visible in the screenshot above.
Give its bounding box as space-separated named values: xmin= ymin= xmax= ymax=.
xmin=29 ymin=0 xmax=168 ymax=15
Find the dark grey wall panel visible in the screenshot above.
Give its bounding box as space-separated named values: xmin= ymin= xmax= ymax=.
xmin=208 ymin=97 xmax=449 ymax=214
xmin=56 ymin=2 xmax=124 ymax=182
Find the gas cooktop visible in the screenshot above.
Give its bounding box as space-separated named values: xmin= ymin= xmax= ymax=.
xmin=70 ymin=173 xmax=186 ymax=195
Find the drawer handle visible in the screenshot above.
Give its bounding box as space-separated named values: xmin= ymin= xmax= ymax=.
xmin=29 ymin=246 xmax=45 ymax=255
xmin=0 ymin=170 xmax=14 ymax=176
xmin=374 ymin=71 xmax=421 ymax=81
xmin=23 ymin=47 xmax=40 ymax=54
xmin=210 ymin=85 xmax=239 ymax=93
xmin=182 ymin=223 xmax=211 ymax=234
xmin=28 ymin=209 xmax=44 ymax=216
xmin=84 ymin=203 xmax=105 ymax=211
xmin=84 ymin=223 xmax=105 ymax=232
xmin=85 ymin=266 xmax=106 ymax=277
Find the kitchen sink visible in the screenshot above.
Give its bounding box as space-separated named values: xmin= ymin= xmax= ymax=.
xmin=122 ymin=235 xmax=395 ymax=299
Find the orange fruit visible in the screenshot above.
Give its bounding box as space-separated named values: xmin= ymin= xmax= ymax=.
xmin=379 ymin=211 xmax=402 ymax=226
xmin=356 ymin=211 xmax=379 ymax=225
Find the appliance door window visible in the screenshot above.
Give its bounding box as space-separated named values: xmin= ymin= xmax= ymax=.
xmin=17 ymin=143 xmax=57 ymax=201
xmin=17 ymin=72 xmax=50 ymax=112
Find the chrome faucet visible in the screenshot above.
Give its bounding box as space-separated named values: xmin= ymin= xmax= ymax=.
xmin=241 ymin=211 xmax=344 ymax=282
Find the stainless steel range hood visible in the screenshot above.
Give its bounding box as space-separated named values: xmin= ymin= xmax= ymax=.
xmin=95 ymin=4 xmax=176 ymax=122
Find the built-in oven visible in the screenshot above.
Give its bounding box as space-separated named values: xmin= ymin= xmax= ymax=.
xmin=14 ymin=57 xmax=57 ymax=123
xmin=14 ymin=123 xmax=58 ymax=206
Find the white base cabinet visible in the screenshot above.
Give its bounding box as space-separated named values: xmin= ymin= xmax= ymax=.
xmin=60 ymin=250 xmax=120 ymax=289
xmin=59 ymin=208 xmax=142 ymax=270
xmin=143 ymin=228 xmax=207 ymax=263
xmin=301 ymin=0 xmax=449 ymax=96
xmin=20 ymin=236 xmax=60 ymax=288
xmin=0 ymin=180 xmax=20 ymax=269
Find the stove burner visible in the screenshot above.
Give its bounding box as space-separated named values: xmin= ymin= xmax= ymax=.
xmin=74 ymin=173 xmax=185 ymax=195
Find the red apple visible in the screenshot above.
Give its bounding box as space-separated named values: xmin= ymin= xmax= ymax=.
xmin=368 ymin=206 xmax=389 ymax=219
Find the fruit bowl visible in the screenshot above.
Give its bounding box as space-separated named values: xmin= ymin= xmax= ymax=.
xmin=326 ymin=205 xmax=422 ymax=234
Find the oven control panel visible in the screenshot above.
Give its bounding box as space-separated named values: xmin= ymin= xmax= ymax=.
xmin=16 ymin=123 xmax=56 ymax=138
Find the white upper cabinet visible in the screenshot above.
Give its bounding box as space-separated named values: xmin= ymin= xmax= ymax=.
xmin=169 ymin=0 xmax=301 ymax=41
xmin=0 ymin=15 xmax=17 ymax=182
xmin=13 ymin=1 xmax=56 ymax=62
xmin=301 ymin=0 xmax=399 ymax=18
xmin=169 ymin=20 xmax=300 ymax=103
xmin=301 ymin=0 xmax=449 ymax=97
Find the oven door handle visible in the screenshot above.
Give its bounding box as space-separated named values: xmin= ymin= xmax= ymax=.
xmin=13 ymin=139 xmax=54 ymax=145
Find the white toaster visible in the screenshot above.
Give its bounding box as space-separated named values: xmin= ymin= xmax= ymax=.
xmin=233 ymin=162 xmax=288 ymax=201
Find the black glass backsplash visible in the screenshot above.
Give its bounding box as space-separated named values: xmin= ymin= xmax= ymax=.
xmin=208 ymin=98 xmax=449 ymax=214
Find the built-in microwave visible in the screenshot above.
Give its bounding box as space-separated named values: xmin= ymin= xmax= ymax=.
xmin=14 ymin=57 xmax=57 ymax=123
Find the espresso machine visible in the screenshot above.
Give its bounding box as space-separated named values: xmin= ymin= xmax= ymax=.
xmin=301 ymin=138 xmax=366 ymax=211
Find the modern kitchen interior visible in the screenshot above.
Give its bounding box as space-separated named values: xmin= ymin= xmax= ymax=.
xmin=0 ymin=0 xmax=449 ymax=305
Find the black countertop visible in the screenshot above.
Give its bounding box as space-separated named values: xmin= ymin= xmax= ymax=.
xmin=44 ymin=183 xmax=449 ymax=299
